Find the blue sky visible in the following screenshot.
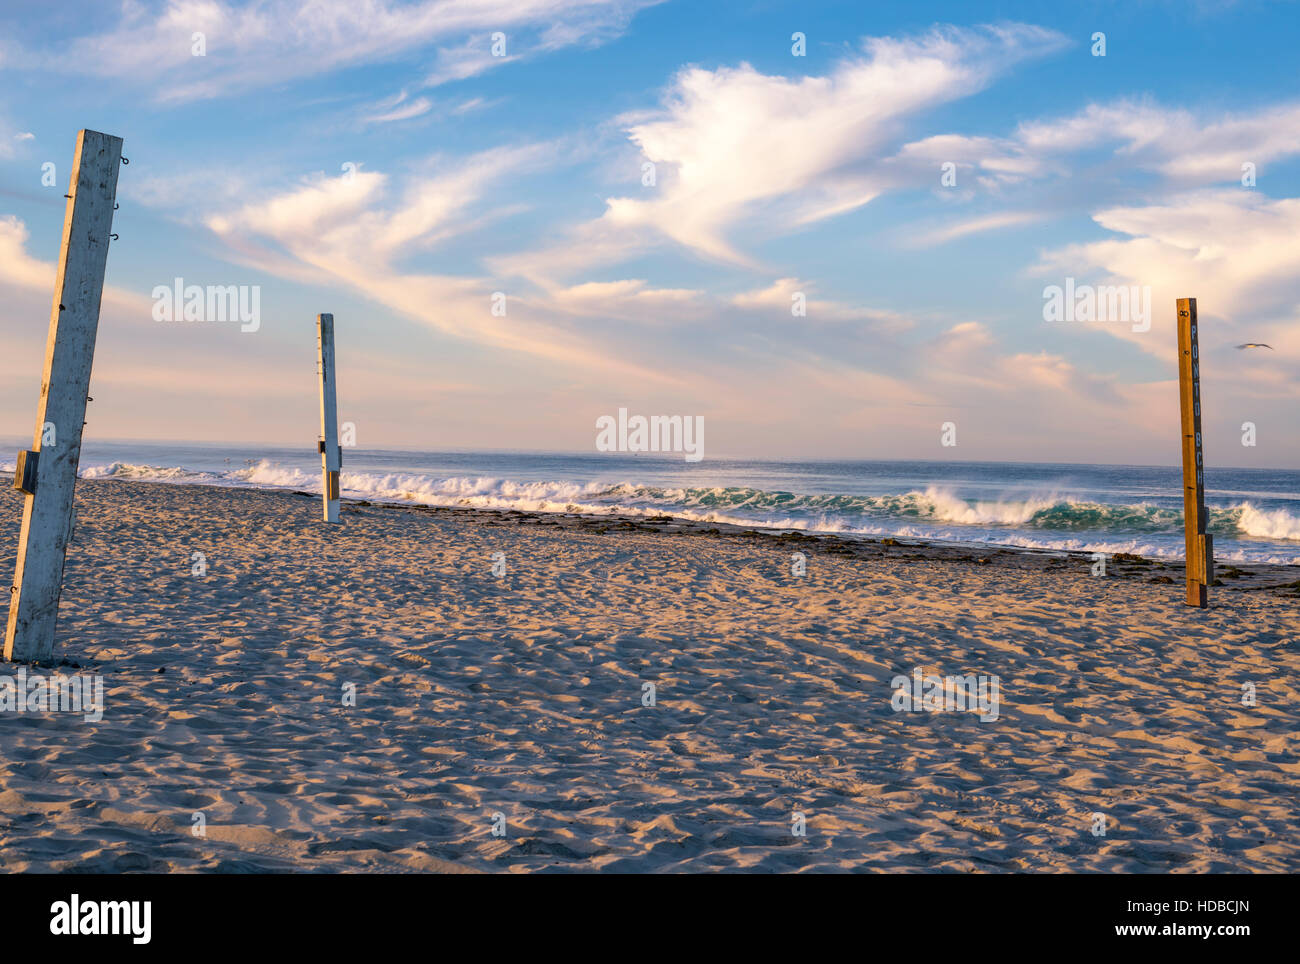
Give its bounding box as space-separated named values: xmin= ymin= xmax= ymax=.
xmin=1 ymin=0 xmax=1298 ymax=466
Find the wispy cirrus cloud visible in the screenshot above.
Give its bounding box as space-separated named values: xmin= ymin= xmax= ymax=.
xmin=898 ymin=97 xmax=1300 ymax=246
xmin=1014 ymin=100 xmax=1300 ymax=182
xmin=203 ymin=147 xmax=683 ymax=384
xmin=361 ymin=90 xmax=435 ymax=125
xmin=358 ymin=89 xmax=498 ymax=126
xmin=912 ymin=211 xmax=1044 ymax=246
xmin=936 ymin=98 xmax=1300 ymax=188
xmin=12 ymin=0 xmax=660 ymax=103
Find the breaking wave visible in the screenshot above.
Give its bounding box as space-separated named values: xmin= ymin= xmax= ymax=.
xmin=72 ymin=462 xmax=1300 ymax=552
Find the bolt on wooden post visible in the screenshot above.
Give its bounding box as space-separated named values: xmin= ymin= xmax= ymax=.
xmin=1176 ymin=297 xmax=1213 ymax=607
xmin=317 ymin=313 xmax=341 ymax=523
xmin=5 ymin=130 xmax=124 ymax=662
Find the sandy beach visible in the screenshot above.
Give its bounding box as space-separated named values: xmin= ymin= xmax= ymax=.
xmin=0 ymin=476 xmax=1296 ymax=873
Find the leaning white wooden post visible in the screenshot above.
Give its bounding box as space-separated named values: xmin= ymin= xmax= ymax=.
xmin=317 ymin=313 xmax=341 ymax=523
xmin=5 ymin=130 xmax=124 ymax=662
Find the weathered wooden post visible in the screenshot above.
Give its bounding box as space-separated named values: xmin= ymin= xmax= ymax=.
xmin=5 ymin=130 xmax=124 ymax=662
xmin=317 ymin=313 xmax=341 ymax=523
xmin=1176 ymin=297 xmax=1212 ymax=607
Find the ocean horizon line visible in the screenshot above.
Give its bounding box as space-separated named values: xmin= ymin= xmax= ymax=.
xmin=0 ymin=434 xmax=1295 ymax=475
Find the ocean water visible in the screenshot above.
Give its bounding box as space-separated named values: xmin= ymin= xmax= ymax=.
xmin=4 ymin=440 xmax=1300 ymax=565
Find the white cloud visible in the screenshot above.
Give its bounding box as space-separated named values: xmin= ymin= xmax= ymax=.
xmin=0 ymin=216 xmax=57 ymax=288
xmin=0 ymin=216 xmax=152 ymax=314
xmin=909 ymin=97 xmax=1300 ymax=197
xmin=1036 ymin=189 xmax=1300 ymax=372
xmin=31 ymin=0 xmax=660 ymax=103
xmin=891 ymin=96 xmax=1300 ymax=246
xmin=362 ymin=91 xmax=434 ymax=125
xmin=730 ymin=277 xmax=913 ymax=332
xmin=0 ymin=114 xmax=33 ymax=158
xmin=913 ymin=211 xmax=1043 ymax=246
xmin=546 ymin=278 xmax=706 ymax=323
xmin=1015 ymin=99 xmax=1300 ymax=183
xmin=204 ymin=148 xmax=681 ymax=384
xmin=496 ymin=23 xmax=1066 ymax=278
xmin=0 ymin=213 xmax=489 ymax=445
xmin=600 ymin=23 xmax=1066 ymax=264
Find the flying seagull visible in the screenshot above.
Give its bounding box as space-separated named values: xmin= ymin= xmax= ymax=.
xmin=1235 ymin=343 xmax=1273 ymax=350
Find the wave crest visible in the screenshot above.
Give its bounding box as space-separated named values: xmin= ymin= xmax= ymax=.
xmin=71 ymin=461 xmax=1300 ymax=553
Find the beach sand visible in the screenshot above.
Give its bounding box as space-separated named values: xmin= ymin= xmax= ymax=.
xmin=0 ymin=476 xmax=1296 ymax=873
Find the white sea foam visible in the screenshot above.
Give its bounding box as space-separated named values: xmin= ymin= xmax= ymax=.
xmin=1237 ymin=502 xmax=1300 ymax=540
xmin=67 ymin=459 xmax=1300 ymax=563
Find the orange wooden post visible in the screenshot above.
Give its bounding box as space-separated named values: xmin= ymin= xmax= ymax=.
xmin=1176 ymin=298 xmax=1212 ymax=607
